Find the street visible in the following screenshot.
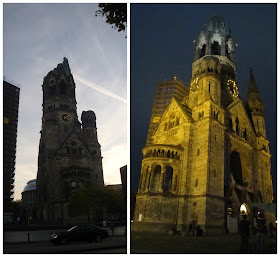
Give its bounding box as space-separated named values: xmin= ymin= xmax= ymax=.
xmin=4 ymin=225 xmax=125 ymax=243
xmin=4 ymin=236 xmax=126 ymax=254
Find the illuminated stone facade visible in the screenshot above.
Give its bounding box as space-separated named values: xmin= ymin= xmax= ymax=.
xmin=36 ymin=58 xmax=104 ymax=224
xmin=132 ymin=16 xmax=274 ymax=234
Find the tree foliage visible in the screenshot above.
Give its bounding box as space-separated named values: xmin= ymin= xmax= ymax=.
xmin=95 ymin=4 xmax=127 ymax=32
xmin=68 ymin=186 xmax=125 ymax=223
xmin=11 ymin=200 xmax=22 ymax=217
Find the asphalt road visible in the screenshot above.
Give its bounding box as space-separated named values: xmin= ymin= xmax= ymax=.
xmin=4 ymin=226 xmax=125 ymax=243
xmin=4 ymin=236 xmax=127 ymax=254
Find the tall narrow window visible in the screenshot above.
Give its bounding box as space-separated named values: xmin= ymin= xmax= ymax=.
xmin=228 ymin=118 xmax=232 ymax=130
xmin=200 ymin=44 xmax=206 ymax=58
xmin=211 ymin=41 xmax=221 ymax=55
xmin=236 ymin=117 xmax=240 ymax=135
xmin=244 ymin=128 xmax=247 ymax=140
xmin=60 ymin=79 xmax=67 ymax=95
xmin=150 ymin=165 xmax=161 ymax=192
xmin=163 ymin=165 xmax=173 ymax=192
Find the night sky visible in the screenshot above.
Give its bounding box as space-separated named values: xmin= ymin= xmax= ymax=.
xmin=130 ymin=4 xmax=276 ymax=194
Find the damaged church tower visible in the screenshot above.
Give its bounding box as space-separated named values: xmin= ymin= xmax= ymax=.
xmin=36 ymin=58 xmax=104 ymax=224
xmin=132 ymin=16 xmax=274 ymax=234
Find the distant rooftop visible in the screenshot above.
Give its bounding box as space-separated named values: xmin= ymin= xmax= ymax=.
xmin=4 ymin=76 xmax=21 ymax=89
xmin=22 ymin=179 xmax=36 ymax=193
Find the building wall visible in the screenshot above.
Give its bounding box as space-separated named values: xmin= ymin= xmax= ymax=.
xmin=36 ymin=58 xmax=104 ymax=224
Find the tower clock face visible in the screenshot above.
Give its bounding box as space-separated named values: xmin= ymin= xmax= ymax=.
xmin=59 ymin=112 xmax=73 ymax=123
xmin=190 ymin=77 xmax=199 ymax=93
xmin=227 ymin=79 xmax=239 ymax=97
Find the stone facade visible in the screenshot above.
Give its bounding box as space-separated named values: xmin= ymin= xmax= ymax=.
xmin=36 ymin=58 xmax=104 ymax=224
xmin=132 ymin=16 xmax=274 ymax=234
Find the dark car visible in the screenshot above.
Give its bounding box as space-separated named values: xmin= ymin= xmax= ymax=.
xmin=50 ymin=224 xmax=109 ymax=244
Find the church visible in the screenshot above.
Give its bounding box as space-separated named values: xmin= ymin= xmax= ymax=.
xmin=132 ymin=16 xmax=274 ymax=234
xmin=36 ymin=58 xmax=104 ymax=224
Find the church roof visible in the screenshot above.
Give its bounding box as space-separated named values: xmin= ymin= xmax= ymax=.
xmin=54 ymin=129 xmax=97 ymax=158
xmin=203 ymin=15 xmax=230 ymax=36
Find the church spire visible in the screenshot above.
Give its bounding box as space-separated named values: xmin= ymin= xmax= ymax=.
xmin=247 ymin=67 xmax=264 ymax=115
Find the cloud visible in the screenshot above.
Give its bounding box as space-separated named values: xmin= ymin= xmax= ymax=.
xmin=102 ymin=143 xmax=127 ymax=185
xmin=74 ymin=74 xmax=127 ymax=103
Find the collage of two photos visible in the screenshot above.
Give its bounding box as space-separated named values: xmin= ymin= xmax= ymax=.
xmin=3 ymin=2 xmax=276 ymax=254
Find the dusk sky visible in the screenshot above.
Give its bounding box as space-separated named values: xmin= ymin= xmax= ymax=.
xmin=4 ymin=3 xmax=127 ymax=200
xmin=131 ymin=4 xmax=276 ymax=193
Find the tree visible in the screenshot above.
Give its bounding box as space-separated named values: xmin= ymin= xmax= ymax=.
xmin=105 ymin=188 xmax=126 ymax=222
xmin=68 ymin=186 xmax=126 ymax=224
xmin=95 ymin=4 xmax=127 ymax=33
xmin=11 ymin=200 xmax=22 ymax=216
xmin=68 ymin=187 xmax=106 ymax=224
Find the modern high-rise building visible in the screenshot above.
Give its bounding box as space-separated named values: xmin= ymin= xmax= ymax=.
xmin=3 ymin=78 xmax=20 ymax=213
xmin=132 ymin=16 xmax=274 ymax=234
xmin=36 ymin=58 xmax=104 ymax=224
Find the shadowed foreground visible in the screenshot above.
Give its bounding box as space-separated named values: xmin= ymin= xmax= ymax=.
xmin=131 ymin=232 xmax=277 ymax=254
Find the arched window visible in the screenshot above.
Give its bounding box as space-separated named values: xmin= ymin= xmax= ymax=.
xmin=71 ymin=181 xmax=77 ymax=188
xmin=167 ymin=150 xmax=171 ymax=158
xmin=70 ymin=181 xmax=77 ymax=196
xmin=200 ymin=44 xmax=206 ymax=58
xmin=150 ymin=165 xmax=161 ymax=192
xmin=195 ymin=179 xmax=198 ymax=187
xmin=163 ymin=165 xmax=173 ymax=192
xmin=230 ymin=151 xmax=243 ymax=185
xmin=229 ymin=118 xmax=233 ymax=130
xmin=142 ymin=167 xmax=149 ymax=191
xmin=211 ymin=41 xmax=221 ymax=55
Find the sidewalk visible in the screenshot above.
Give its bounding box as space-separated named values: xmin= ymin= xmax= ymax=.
xmin=4 ymin=237 xmax=127 ymax=254
xmin=107 ymin=226 xmax=126 ymax=237
xmin=4 ymin=226 xmax=126 ymax=244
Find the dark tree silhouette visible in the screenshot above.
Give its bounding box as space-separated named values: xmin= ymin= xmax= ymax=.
xmin=95 ymin=3 xmax=127 ymax=32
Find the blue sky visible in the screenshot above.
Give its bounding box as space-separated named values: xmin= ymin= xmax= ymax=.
xmin=3 ymin=3 xmax=127 ymax=200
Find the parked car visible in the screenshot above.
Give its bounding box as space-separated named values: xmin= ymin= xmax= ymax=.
xmin=50 ymin=224 xmax=109 ymax=244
